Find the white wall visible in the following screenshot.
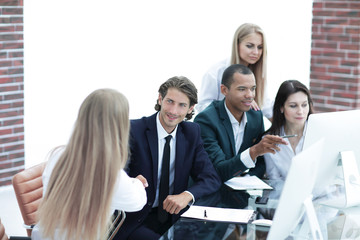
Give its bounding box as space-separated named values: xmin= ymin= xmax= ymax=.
xmin=24 ymin=0 xmax=313 ymax=167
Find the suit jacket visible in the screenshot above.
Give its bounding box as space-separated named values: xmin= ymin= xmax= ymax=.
xmin=116 ymin=113 xmax=221 ymax=239
xmin=194 ymin=99 xmax=265 ymax=182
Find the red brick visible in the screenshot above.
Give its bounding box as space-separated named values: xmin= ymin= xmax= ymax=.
xmin=340 ymin=43 xmax=360 ymax=51
xmin=341 ymin=59 xmax=359 ymax=67
xmin=15 ymin=25 xmax=23 ymax=31
xmin=0 ymin=110 xmax=22 ymax=118
xmin=3 ymin=41 xmax=23 ymax=49
xmin=8 ymin=67 xmax=23 ymax=75
xmin=333 ymin=92 xmax=358 ymax=99
xmin=0 ymin=25 xmax=15 ymax=32
xmin=0 ymin=84 xmax=18 ymax=91
xmin=327 ymin=35 xmax=350 ymax=42
xmin=310 ymin=66 xmax=327 ymax=73
xmin=0 ymin=60 xmax=12 ymax=67
xmin=313 ymin=10 xmax=335 ymax=17
xmin=13 ymin=126 xmax=24 ymax=133
xmin=2 ymin=118 xmax=23 ymax=126
xmin=12 ymin=59 xmax=23 ymax=66
xmin=0 ymin=0 xmax=21 ymax=6
xmin=313 ymin=57 xmax=339 ymax=65
xmin=328 ymin=67 xmax=351 ymax=74
xmin=313 ymin=42 xmax=338 ymax=49
xmin=2 ymin=8 xmax=23 ymax=15
xmin=4 ymin=93 xmax=23 ymax=100
xmin=4 ymin=143 xmax=24 ymax=152
xmin=327 ymin=100 xmax=352 ymax=107
xmin=0 ymin=129 xmax=12 ymax=135
xmin=9 ymin=152 xmax=24 ymax=160
xmin=8 ymin=51 xmax=23 ymax=58
xmin=321 ymin=26 xmax=344 ymax=34
xmin=0 ymin=33 xmax=23 ymax=41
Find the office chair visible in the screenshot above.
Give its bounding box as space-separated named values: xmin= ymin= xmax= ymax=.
xmin=107 ymin=210 xmax=126 ymax=240
xmin=0 ymin=218 xmax=31 ymax=240
xmin=12 ymin=162 xmax=46 ymax=237
xmin=0 ymin=218 xmax=8 ymax=240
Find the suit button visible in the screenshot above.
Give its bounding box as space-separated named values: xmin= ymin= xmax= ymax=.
xmin=148 ymin=202 xmax=152 ymax=206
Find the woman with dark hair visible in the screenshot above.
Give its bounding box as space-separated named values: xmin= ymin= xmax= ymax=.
xmin=264 ymin=80 xmax=314 ymax=180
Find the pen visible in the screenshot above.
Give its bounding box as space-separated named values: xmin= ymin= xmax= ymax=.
xmin=204 ymin=210 xmax=207 ymax=218
xmin=282 ymin=134 xmax=297 ymax=139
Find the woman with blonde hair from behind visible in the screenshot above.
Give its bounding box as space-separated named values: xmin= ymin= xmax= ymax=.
xmin=32 ymin=89 xmax=147 ymax=240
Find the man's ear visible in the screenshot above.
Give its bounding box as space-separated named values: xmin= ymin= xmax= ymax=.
xmin=188 ymin=105 xmax=194 ymax=114
xmin=158 ymin=94 xmax=162 ymax=105
xmin=220 ymin=84 xmax=228 ymax=96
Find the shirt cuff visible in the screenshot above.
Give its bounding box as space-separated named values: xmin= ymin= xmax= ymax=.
xmin=184 ymin=190 xmax=195 ymax=206
xmin=240 ymin=148 xmax=256 ymax=168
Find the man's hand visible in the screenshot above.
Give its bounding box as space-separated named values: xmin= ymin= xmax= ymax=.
xmin=162 ymin=191 xmax=193 ymax=215
xmin=250 ymin=135 xmax=288 ymax=160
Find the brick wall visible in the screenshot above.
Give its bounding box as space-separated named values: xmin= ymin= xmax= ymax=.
xmin=0 ymin=0 xmax=24 ymax=186
xmin=310 ymin=0 xmax=360 ymax=112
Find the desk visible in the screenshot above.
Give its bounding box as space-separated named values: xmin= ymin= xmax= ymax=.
xmin=160 ymin=181 xmax=360 ymax=240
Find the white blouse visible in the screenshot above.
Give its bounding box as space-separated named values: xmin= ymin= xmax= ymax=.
xmin=32 ymin=147 xmax=147 ymax=240
xmin=196 ymin=58 xmax=274 ymax=119
xmin=264 ymin=123 xmax=307 ymax=180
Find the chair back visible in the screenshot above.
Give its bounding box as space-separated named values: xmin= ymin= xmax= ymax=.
xmin=12 ymin=162 xmax=46 ymax=237
xmin=0 ymin=218 xmax=8 ymax=240
xmin=107 ymin=210 xmax=126 ymax=240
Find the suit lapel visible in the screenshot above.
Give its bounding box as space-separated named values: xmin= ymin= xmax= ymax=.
xmin=145 ymin=114 xmax=159 ymax=190
xmin=218 ymin=100 xmax=236 ymax=155
xmin=174 ymin=123 xmax=185 ymax=194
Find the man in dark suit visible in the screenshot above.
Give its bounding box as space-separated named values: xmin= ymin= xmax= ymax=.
xmin=194 ymin=64 xmax=287 ymax=185
xmin=115 ymin=76 xmax=221 ymax=240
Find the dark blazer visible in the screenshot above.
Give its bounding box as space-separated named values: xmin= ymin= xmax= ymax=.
xmin=194 ymin=99 xmax=265 ymax=182
xmin=116 ymin=113 xmax=221 ymax=239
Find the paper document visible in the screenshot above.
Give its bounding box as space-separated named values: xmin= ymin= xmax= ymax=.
xmin=181 ymin=205 xmax=255 ymax=223
xmin=225 ymin=175 xmax=272 ymax=190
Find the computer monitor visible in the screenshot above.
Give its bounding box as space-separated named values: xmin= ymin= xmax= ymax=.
xmin=267 ymin=139 xmax=325 ymax=240
xmin=303 ymin=110 xmax=360 ymax=207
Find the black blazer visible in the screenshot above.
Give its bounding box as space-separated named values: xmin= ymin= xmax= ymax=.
xmin=116 ymin=113 xmax=221 ymax=239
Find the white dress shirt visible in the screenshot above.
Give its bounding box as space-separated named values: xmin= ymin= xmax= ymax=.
xmin=264 ymin=122 xmax=308 ymax=180
xmin=224 ymin=102 xmax=256 ymax=168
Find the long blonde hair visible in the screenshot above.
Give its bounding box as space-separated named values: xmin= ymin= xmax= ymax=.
xmin=230 ymin=23 xmax=267 ymax=108
xmin=37 ymin=89 xmax=130 ymax=240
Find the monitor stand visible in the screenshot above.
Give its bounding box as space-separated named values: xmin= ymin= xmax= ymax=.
xmin=294 ymin=195 xmax=324 ymax=240
xmin=320 ymin=151 xmax=360 ymax=208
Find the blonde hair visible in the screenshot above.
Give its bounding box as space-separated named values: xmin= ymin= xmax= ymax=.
xmin=37 ymin=89 xmax=130 ymax=240
xmin=230 ymin=23 xmax=267 ymax=108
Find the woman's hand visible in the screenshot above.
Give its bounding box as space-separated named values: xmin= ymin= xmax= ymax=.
xmin=250 ymin=100 xmax=260 ymax=111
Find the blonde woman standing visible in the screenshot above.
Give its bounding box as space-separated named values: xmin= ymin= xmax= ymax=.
xmin=197 ymin=23 xmax=273 ymax=120
xmin=32 ymin=89 xmax=147 ymax=240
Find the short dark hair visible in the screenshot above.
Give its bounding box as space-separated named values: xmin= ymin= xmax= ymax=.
xmin=154 ymin=76 xmax=198 ymax=120
xmin=266 ymin=80 xmax=314 ymax=135
xmin=221 ymin=64 xmax=254 ymax=89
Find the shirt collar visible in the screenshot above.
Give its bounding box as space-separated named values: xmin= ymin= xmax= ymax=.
xmin=156 ymin=112 xmax=177 ymax=140
xmin=224 ymin=101 xmax=248 ymax=126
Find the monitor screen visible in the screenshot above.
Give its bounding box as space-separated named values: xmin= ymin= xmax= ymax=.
xmin=303 ymin=110 xmax=360 ymax=200
xmin=267 ymin=139 xmax=325 ymax=240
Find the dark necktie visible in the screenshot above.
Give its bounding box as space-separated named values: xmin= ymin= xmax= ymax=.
xmin=158 ymin=135 xmax=172 ymax=223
